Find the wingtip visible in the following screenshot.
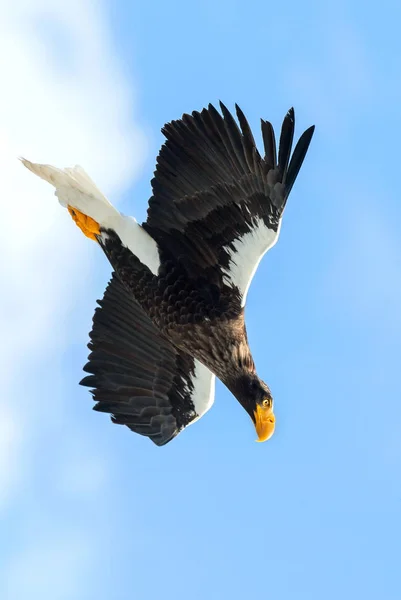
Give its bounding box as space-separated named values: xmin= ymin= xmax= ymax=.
xmin=218 ymin=100 xmax=230 ymax=116
xmin=235 ymin=103 xmax=245 ymax=121
xmin=301 ymin=124 xmax=316 ymax=147
xmin=207 ymin=102 xmax=219 ymax=116
xmin=79 ymin=374 xmax=96 ymax=387
xmin=286 ymin=107 xmax=295 ymax=122
xmin=284 ymin=121 xmax=315 ymax=196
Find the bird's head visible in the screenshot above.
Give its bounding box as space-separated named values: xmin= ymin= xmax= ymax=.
xmin=228 ymin=374 xmax=275 ymax=442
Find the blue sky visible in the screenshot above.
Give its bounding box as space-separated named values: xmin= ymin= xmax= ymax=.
xmin=2 ymin=0 xmax=401 ymax=598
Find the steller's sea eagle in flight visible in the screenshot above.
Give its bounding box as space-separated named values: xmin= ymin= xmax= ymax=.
xmin=22 ymin=102 xmax=314 ymax=446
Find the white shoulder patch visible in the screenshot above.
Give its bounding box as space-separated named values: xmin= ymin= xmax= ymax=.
xmin=187 ymin=359 xmax=216 ymax=425
xmin=222 ymin=217 xmax=282 ymax=306
xmin=100 ymin=216 xmax=161 ymax=276
xmin=21 ymin=158 xmax=161 ymax=275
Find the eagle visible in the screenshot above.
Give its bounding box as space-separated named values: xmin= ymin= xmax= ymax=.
xmin=22 ymin=102 xmax=314 ymax=446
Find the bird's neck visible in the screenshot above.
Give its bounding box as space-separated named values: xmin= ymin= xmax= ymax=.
xmin=221 ymin=362 xmax=256 ymax=396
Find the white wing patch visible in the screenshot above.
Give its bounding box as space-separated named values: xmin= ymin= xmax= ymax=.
xmin=99 ymin=217 xmax=161 ymax=275
xmin=20 ymin=159 xmax=161 ymax=275
xmin=222 ymin=217 xmax=282 ymax=306
xmin=187 ymin=359 xmax=216 ymax=426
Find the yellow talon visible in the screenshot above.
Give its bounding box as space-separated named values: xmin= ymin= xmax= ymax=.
xmin=67 ymin=206 xmax=100 ymax=241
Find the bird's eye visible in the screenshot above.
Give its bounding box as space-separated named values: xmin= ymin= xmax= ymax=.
xmin=262 ymin=398 xmax=271 ymax=408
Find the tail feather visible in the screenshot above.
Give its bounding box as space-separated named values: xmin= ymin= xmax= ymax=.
xmin=21 ymin=158 xmax=161 ymax=274
xmin=20 ymin=158 xmax=119 ymax=225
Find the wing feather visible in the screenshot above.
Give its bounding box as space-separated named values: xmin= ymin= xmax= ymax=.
xmin=81 ymin=274 xmax=215 ymax=446
xmin=144 ymin=103 xmax=314 ymax=308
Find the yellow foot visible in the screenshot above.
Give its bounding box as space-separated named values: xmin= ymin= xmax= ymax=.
xmin=67 ymin=206 xmax=100 ymax=241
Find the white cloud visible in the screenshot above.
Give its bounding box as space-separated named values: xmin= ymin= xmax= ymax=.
xmin=0 ymin=0 xmax=144 ymax=594
xmin=0 ymin=411 xmax=26 ymax=509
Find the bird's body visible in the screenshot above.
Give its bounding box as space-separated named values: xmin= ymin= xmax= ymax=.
xmin=101 ymin=228 xmax=250 ymax=380
xmin=22 ymin=102 xmax=314 ymax=445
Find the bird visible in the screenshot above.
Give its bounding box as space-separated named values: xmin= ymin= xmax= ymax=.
xmin=21 ymin=102 xmax=314 ymax=446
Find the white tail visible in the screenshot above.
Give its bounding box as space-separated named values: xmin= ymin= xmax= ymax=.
xmin=20 ymin=159 xmax=120 ymax=225
xmin=21 ymin=158 xmax=161 ymax=274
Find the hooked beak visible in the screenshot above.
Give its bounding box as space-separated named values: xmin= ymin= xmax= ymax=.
xmin=253 ymin=405 xmax=275 ymax=442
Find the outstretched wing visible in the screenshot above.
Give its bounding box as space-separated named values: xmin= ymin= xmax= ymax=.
xmin=144 ymin=103 xmax=314 ymax=306
xmin=80 ymin=274 xmax=215 ymax=446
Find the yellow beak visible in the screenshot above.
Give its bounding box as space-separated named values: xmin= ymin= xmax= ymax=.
xmin=253 ymin=405 xmax=275 ymax=442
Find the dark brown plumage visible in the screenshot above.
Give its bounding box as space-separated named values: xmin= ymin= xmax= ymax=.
xmin=84 ymin=103 xmax=314 ymax=444
xmin=23 ymin=102 xmax=314 ymax=445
